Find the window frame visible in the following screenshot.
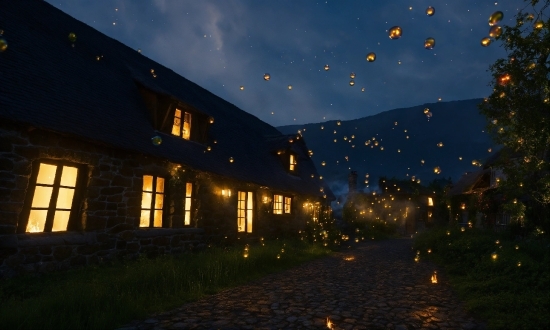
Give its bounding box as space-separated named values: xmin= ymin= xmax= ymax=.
xmin=140 ymin=174 xmax=167 ymax=228
xmin=273 ymin=194 xmax=293 ymax=215
xmin=18 ymin=160 xmax=86 ymax=234
xmin=184 ymin=182 xmax=193 ymax=226
xmin=171 ymin=108 xmax=192 ymax=140
xmin=237 ymin=191 xmax=254 ymax=233
xmin=288 ymin=151 xmax=297 ymax=173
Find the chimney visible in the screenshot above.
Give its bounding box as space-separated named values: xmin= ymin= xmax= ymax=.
xmin=348 ymin=170 xmax=357 ymax=193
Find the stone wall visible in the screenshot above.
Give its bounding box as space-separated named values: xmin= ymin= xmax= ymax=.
xmin=0 ymin=123 xmax=323 ymax=276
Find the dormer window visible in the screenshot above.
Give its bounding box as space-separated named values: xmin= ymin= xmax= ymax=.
xmin=289 ymin=153 xmax=297 ymax=172
xmin=171 ymin=109 xmax=191 ymax=140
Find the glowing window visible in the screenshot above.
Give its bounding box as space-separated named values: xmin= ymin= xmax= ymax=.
xmin=274 ymin=195 xmax=292 ymax=215
xmin=24 ymin=163 xmax=79 ymax=233
xmin=238 ymin=191 xmax=253 ymax=233
xmin=140 ymin=175 xmax=165 ymax=228
xmin=184 ymin=182 xmax=192 ymax=226
xmin=284 ymin=197 xmax=292 ymax=214
xmin=289 ymin=153 xmax=296 ymax=171
xmin=428 ymin=197 xmax=434 ymax=206
xmin=171 ymin=109 xmax=192 ymax=140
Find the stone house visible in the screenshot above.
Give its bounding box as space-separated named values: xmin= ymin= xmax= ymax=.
xmin=0 ymin=1 xmax=333 ymax=276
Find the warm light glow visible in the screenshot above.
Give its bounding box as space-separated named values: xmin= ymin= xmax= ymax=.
xmin=461 ymin=203 xmax=466 ymax=210
xmin=172 ymin=109 xmax=192 ymax=140
xmin=289 ymin=153 xmax=296 ymax=171
xmin=140 ymin=175 xmax=164 ymax=228
xmin=326 ymin=317 xmax=333 ymax=329
xmin=431 ymin=272 xmax=438 ymax=284
xmin=237 ymin=191 xmax=253 ymax=233
xmin=491 ymin=252 xmax=498 ymax=260
xmin=27 ymin=164 xmax=78 ymax=233
xmin=274 ymin=194 xmax=283 ymax=214
xmin=184 ymin=182 xmax=192 ymax=225
xmin=428 ymin=197 xmax=433 ymax=206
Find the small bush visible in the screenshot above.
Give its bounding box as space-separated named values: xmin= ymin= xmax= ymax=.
xmin=414 ymin=226 xmax=550 ymax=330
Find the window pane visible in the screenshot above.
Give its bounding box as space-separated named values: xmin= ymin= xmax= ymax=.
xmin=143 ymin=175 xmax=153 ymax=192
xmin=26 ymin=210 xmax=48 ymax=232
xmin=52 ymin=210 xmax=70 ymax=232
xmin=154 ymin=210 xmax=163 ymax=227
xmin=183 ymin=112 xmax=191 ymax=140
xmin=155 ymin=193 xmax=164 ymax=209
xmin=36 ymin=163 xmax=57 ymax=185
xmin=247 ymin=209 xmax=253 ymax=233
xmin=237 ymin=217 xmax=245 ymax=232
xmin=140 ymin=210 xmax=150 ymax=227
xmin=141 ymin=192 xmax=152 ymax=209
xmin=238 ymin=191 xmax=245 ymax=201
xmin=185 ymin=197 xmax=192 ymax=211
xmin=186 ymin=182 xmax=192 ymax=197
xmin=184 ymin=211 xmax=191 ymax=226
xmin=56 ymin=188 xmax=75 ymax=209
xmin=285 ymin=197 xmax=291 ymax=214
xmin=174 ymin=109 xmax=182 ymax=118
xmin=247 ymin=192 xmax=253 ymax=209
xmin=172 ymin=124 xmax=181 ymax=136
xmin=156 ymin=177 xmax=165 ymax=193
xmin=31 ymin=186 xmax=53 ymax=208
xmin=60 ymin=166 xmax=78 ymax=187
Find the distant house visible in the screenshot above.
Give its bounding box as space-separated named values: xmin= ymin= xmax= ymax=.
xmin=448 ymin=149 xmax=515 ymax=228
xmin=344 ymin=173 xmax=435 ymax=235
xmin=0 ymin=1 xmax=333 ymax=276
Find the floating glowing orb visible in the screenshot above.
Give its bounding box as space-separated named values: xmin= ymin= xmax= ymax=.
xmin=489 ymin=11 xmax=503 ymax=26
xmin=229 ymin=157 xmax=234 ymax=163
xmin=461 ymin=227 xmax=465 ymax=232
xmin=517 ymin=261 xmax=521 ymax=267
xmin=489 ymin=26 xmax=502 ymax=38
xmin=388 ymin=26 xmax=402 ymax=39
xmin=324 ymin=64 xmax=330 ymax=71
xmin=337 ymin=121 xmax=341 ymax=125
xmin=239 ymin=86 xmax=244 ymax=90
xmin=481 ymin=37 xmax=491 ymax=47
xmin=491 ymin=252 xmax=498 ymax=260
xmin=321 ymin=161 xmax=326 ymax=166
xmin=426 ymin=111 xmax=432 ymax=118
xmin=276 ymin=254 xmax=280 ymax=259
xmin=499 ymin=73 xmax=511 ymax=85
xmin=366 ymin=52 xmax=376 ymax=62
xmin=437 ymin=142 xmax=444 ymax=147
xmin=0 ymin=38 xmax=7 ymax=52
xmin=423 ymin=108 xmax=430 ymax=114
xmin=288 ymin=85 xmax=292 ymax=90
xmin=426 ymin=6 xmax=435 ymax=16
xmin=424 ymin=37 xmax=435 ymax=49
xmin=349 ymin=80 xmax=355 ymax=86
xmin=68 ymin=32 xmax=77 ymax=43
xmin=433 ymin=166 xmax=441 ymax=174
xmin=421 ymin=159 xmax=425 ymax=164
xmin=151 ymin=136 xmax=162 ymax=146
xmin=361 ymin=87 xmax=365 ymax=92
xmin=349 ymin=72 xmax=356 ymax=79
xmin=534 ymin=21 xmax=544 ymax=29
xmin=263 ymin=73 xmax=270 ymax=81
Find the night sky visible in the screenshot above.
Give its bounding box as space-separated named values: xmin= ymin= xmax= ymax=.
xmin=47 ymin=1 xmax=527 ymax=127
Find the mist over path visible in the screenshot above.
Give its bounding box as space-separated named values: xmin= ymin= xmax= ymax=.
xmin=122 ymin=239 xmax=484 ymax=330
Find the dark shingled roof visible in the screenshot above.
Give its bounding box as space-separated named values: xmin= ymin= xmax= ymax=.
xmin=0 ymin=0 xmax=333 ymax=200
xmin=448 ymin=169 xmax=490 ymax=196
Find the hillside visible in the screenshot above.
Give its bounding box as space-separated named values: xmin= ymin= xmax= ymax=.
xmin=278 ymin=99 xmax=497 ymax=195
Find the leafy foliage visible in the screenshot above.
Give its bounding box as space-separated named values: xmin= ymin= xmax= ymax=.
xmin=478 ymin=0 xmax=550 ymax=227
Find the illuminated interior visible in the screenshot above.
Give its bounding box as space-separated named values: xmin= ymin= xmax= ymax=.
xmin=284 ymin=196 xmax=291 ymax=214
xmin=273 ymin=194 xmax=283 ymax=214
xmin=140 ymin=175 xmax=164 ymax=227
xmin=289 ymin=153 xmax=296 ymax=171
xmin=184 ymin=182 xmax=192 ymax=225
xmin=171 ymin=109 xmax=191 ymax=140
xmin=428 ymin=197 xmax=434 ymax=206
xmin=26 ymin=163 xmax=78 ymax=233
xmin=237 ymin=191 xmax=253 ymax=233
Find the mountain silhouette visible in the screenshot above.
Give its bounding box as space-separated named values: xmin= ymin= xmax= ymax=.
xmin=278 ymin=98 xmax=497 ymax=195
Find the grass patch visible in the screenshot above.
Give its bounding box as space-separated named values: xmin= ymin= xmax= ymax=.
xmin=414 ymin=227 xmax=550 ymax=330
xmin=0 ymin=239 xmax=330 ymax=330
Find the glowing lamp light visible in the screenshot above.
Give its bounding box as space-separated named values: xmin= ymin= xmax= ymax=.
xmin=263 ymin=73 xmax=270 ymax=81
xmin=499 ymin=73 xmax=511 ymax=85
xmin=461 ymin=203 xmax=466 ymax=210
xmin=481 ymin=37 xmax=491 ymax=47
xmin=350 ymin=72 xmax=356 ymax=79
xmin=349 ymin=80 xmax=355 ymax=86
xmin=534 ymin=21 xmax=544 ymax=29
xmin=388 ymin=26 xmax=402 ymax=39
xmin=491 ymin=252 xmax=498 ymax=260
xmin=446 ymin=230 xmax=451 ymax=236
xmin=326 ymin=317 xmax=334 ymax=329
xmin=433 ymin=166 xmax=441 ymax=174
xmin=431 ymin=271 xmax=438 ymax=284
xmin=324 ymin=64 xmax=330 ymax=71
xmin=426 ymin=6 xmax=435 ymax=16
xmin=414 ymin=255 xmax=420 ymax=262
xmin=229 ymin=157 xmax=234 ymax=163
xmin=366 ymin=52 xmax=376 ymax=62
xmin=276 ymin=254 xmax=281 ymax=259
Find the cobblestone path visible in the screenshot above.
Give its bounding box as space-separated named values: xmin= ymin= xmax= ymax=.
xmin=121 ymin=239 xmax=485 ymax=330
